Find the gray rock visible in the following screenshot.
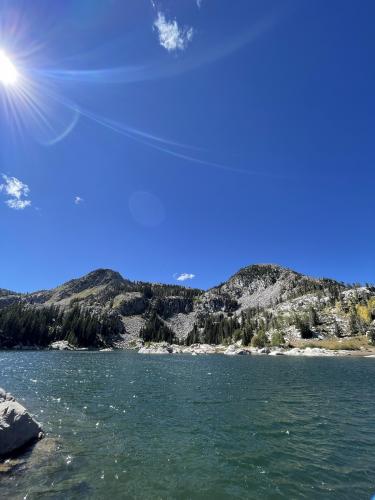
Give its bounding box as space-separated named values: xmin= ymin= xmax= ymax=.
xmin=224 ymin=345 xmax=250 ymax=356
xmin=138 ymin=344 xmax=172 ymax=354
xmin=259 ymin=347 xmax=271 ymax=354
xmin=0 ymin=389 xmax=43 ymax=457
xmin=187 ymin=344 xmax=218 ymax=355
xmin=49 ymin=340 xmax=74 ymax=350
xmin=269 ymin=347 xmax=285 ymax=355
xmin=0 ymin=388 xmax=15 ymax=402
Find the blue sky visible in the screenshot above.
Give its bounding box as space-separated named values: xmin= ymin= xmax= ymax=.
xmin=0 ymin=0 xmax=374 ymax=292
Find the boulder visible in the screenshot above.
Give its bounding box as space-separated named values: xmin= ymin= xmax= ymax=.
xmin=269 ymin=347 xmax=285 ymax=355
xmin=259 ymin=347 xmax=271 ymax=354
xmin=224 ymin=345 xmax=250 ymax=356
xmin=0 ymin=388 xmax=15 ymax=403
xmin=0 ymin=389 xmax=43 ymax=457
xmin=49 ymin=340 xmax=74 ymax=350
xmin=138 ymin=344 xmax=172 ymax=354
xmin=189 ymin=344 xmax=218 ymax=355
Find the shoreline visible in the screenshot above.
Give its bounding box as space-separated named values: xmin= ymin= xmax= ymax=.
xmin=2 ymin=342 xmax=375 ymax=357
xmin=137 ymin=342 xmax=375 ymax=357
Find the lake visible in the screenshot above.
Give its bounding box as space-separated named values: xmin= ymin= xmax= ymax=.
xmin=1 ymin=351 xmax=375 ymax=499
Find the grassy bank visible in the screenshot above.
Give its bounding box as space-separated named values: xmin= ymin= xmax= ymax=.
xmin=293 ymin=336 xmax=369 ymax=351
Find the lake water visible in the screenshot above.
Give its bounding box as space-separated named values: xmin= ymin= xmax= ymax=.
xmin=1 ymin=351 xmax=375 ymax=499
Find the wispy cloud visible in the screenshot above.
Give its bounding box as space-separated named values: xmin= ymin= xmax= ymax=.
xmin=175 ymin=273 xmax=195 ymax=282
xmin=196 ymin=0 xmax=203 ymax=8
xmin=0 ymin=175 xmax=31 ymax=210
xmin=154 ymin=12 xmax=194 ymax=52
xmin=74 ymin=196 xmax=84 ymax=205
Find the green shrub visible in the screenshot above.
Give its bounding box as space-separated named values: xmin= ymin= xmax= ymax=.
xmin=251 ymin=330 xmax=268 ymax=348
xmin=271 ymin=331 xmax=285 ymax=347
xmin=232 ymin=329 xmax=242 ymax=342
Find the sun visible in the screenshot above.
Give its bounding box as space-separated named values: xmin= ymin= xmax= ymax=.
xmin=0 ymin=49 xmax=19 ymax=86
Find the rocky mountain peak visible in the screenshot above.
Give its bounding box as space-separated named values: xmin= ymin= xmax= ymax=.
xmin=224 ymin=264 xmax=300 ymax=292
xmin=47 ymin=268 xmax=127 ymax=302
xmin=80 ymin=269 xmax=125 ymax=286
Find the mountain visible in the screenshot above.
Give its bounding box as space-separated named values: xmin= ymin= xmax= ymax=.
xmin=1 ymin=264 xmax=375 ymax=348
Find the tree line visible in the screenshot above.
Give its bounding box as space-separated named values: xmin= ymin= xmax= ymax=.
xmin=0 ymin=303 xmax=120 ymax=348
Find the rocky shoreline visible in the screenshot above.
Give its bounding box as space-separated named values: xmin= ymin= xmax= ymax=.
xmin=137 ymin=342 xmax=375 ymax=357
xmin=2 ymin=340 xmax=375 ymax=357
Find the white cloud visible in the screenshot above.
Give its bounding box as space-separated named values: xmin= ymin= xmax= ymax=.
xmin=196 ymin=0 xmax=203 ymax=8
xmin=5 ymin=199 xmax=31 ymax=210
xmin=154 ymin=12 xmax=194 ymax=52
xmin=74 ymin=196 xmax=84 ymax=205
xmin=0 ymin=175 xmax=31 ymax=210
xmin=175 ymin=273 xmax=195 ymax=282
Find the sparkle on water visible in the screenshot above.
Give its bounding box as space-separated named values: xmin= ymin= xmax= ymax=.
xmin=1 ymin=351 xmax=375 ymax=499
xmin=0 ymin=50 xmax=19 ymax=86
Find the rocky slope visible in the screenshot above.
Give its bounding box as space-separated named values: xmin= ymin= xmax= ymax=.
xmin=1 ymin=265 xmax=375 ymax=348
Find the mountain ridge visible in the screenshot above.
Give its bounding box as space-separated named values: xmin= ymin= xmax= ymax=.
xmin=1 ymin=264 xmax=374 ymax=349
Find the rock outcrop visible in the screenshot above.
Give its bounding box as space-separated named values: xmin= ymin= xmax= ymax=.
xmin=0 ymin=388 xmax=43 ymax=457
xmin=49 ymin=340 xmax=74 ymax=350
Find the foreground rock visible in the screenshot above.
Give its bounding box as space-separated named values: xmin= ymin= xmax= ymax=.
xmin=0 ymin=388 xmax=43 ymax=458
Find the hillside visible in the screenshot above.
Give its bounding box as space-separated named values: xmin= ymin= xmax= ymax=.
xmin=1 ymin=265 xmax=375 ymax=349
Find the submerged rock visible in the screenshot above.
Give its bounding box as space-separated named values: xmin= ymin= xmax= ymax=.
xmin=0 ymin=389 xmax=43 ymax=458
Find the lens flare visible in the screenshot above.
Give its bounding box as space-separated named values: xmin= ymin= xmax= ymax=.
xmin=0 ymin=50 xmax=19 ymax=86
xmin=0 ymin=46 xmax=80 ymax=145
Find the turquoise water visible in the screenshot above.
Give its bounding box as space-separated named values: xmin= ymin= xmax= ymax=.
xmin=1 ymin=351 xmax=375 ymax=499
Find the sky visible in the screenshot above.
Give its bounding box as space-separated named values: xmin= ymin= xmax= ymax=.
xmin=0 ymin=0 xmax=374 ymax=293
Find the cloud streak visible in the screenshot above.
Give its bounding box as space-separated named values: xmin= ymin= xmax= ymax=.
xmin=40 ymin=86 xmax=284 ymax=179
xmin=0 ymin=175 xmax=31 ymax=210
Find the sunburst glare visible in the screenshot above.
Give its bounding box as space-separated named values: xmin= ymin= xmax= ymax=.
xmin=0 ymin=45 xmax=79 ymax=145
xmin=0 ymin=49 xmax=18 ymax=86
